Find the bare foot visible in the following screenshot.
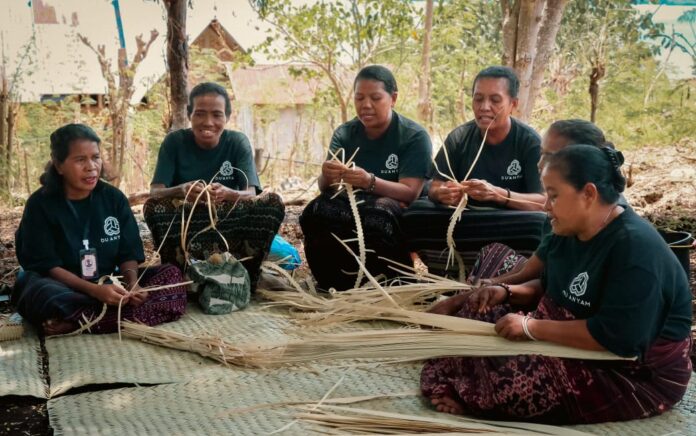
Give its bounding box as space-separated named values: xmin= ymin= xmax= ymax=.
xmin=431 ymin=396 xmax=464 ymax=414
xmin=42 ymin=319 xmax=78 ymax=336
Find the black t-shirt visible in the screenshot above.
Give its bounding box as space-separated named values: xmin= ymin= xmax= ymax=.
xmin=16 ymin=181 xmax=145 ymax=278
xmin=152 ymin=129 xmax=261 ymax=193
xmin=535 ymin=195 xmax=632 ymax=254
xmin=327 ymin=112 xmax=432 ymax=182
xmin=432 ymin=118 xmax=542 ymax=208
xmin=536 ymin=208 xmax=692 ymax=358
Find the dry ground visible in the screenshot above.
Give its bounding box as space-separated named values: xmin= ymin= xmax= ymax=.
xmin=0 ymin=143 xmax=695 ymax=434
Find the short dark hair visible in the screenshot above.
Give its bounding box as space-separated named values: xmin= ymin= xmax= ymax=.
xmin=548 ymin=119 xmax=608 ymax=148
xmin=40 ymin=123 xmax=101 ymax=194
xmin=472 ymin=66 xmax=519 ymax=98
xmin=353 ymin=65 xmax=398 ymax=94
xmin=547 ymin=144 xmax=626 ymax=204
xmin=187 ymin=82 xmax=232 ymax=117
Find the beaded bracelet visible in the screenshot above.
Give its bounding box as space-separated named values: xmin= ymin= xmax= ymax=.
xmin=498 ymin=283 xmax=513 ymax=303
xmin=366 ymin=172 xmax=376 ymax=193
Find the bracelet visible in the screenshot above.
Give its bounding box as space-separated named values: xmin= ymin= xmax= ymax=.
xmin=498 ymin=283 xmax=512 ymax=303
xmin=522 ymin=315 xmax=538 ymax=341
xmin=503 ymin=188 xmax=511 ymax=206
xmin=366 ymin=172 xmax=376 ymax=193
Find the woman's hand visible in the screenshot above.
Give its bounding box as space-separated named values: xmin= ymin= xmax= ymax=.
xmin=91 ymin=283 xmax=130 ymax=306
xmin=342 ymin=166 xmax=371 ymax=189
xmin=180 ymin=181 xmax=206 ymax=202
xmin=208 ymin=183 xmax=236 ymax=203
xmin=127 ymin=284 xmax=147 ymax=307
xmin=467 ymin=285 xmax=508 ymax=314
xmin=494 ymin=313 xmax=529 ymax=341
xmin=427 ymin=294 xmax=467 ymax=316
xmin=321 ymin=160 xmax=346 ymax=187
xmin=461 ymin=179 xmax=503 ymax=203
xmin=434 ymin=181 xmax=465 ymax=206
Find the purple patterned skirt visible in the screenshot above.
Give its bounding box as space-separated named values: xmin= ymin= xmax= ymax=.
xmin=420 ymin=244 xmax=693 ymax=424
xmin=15 ymin=264 xmax=188 ymax=334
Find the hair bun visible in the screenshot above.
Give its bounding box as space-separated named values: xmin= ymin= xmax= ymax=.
xmin=601 ymin=146 xmax=624 ymax=170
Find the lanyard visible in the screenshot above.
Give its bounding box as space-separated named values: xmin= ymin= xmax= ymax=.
xmin=65 ymin=193 xmax=93 ymax=250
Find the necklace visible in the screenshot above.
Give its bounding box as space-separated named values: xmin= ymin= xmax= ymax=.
xmin=598 ymin=205 xmax=619 ymax=232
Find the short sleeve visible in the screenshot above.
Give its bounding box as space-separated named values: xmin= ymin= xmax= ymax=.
xmin=15 ymin=195 xmax=63 ymax=274
xmin=522 ymin=141 xmax=543 ymax=193
xmin=232 ymin=133 xmax=262 ymax=193
xmin=586 ymin=266 xmax=662 ymax=357
xmin=151 ymin=135 xmax=177 ymax=187
xmin=115 ymin=192 xmax=145 ymax=265
xmin=326 ymin=127 xmax=346 ymax=161
xmin=432 ymin=132 xmax=460 ymax=181
xmin=398 ymin=130 xmax=432 ymax=180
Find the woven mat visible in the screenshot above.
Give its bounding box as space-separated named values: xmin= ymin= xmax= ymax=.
xmin=48 ymin=362 xmax=696 ymax=436
xmin=44 ymin=303 xmax=293 ymax=397
xmin=45 ymin=302 xmax=395 ymax=397
xmin=0 ymin=325 xmax=48 ymax=398
xmin=44 ymin=299 xmax=696 ymax=435
xmin=48 ymin=363 xmax=594 ymax=436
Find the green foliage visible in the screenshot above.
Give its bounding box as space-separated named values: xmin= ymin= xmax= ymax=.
xmin=253 ymin=0 xmax=414 ymax=67
xmin=529 ymin=1 xmax=696 ymax=148
xmin=9 ymin=99 xmax=110 ymax=201
xmin=658 ymin=7 xmax=696 ymax=74
xmin=426 ymin=0 xmax=500 ymax=131
xmin=250 ymin=0 xmax=416 ymax=119
xmin=5 ymin=0 xmax=693 ymax=206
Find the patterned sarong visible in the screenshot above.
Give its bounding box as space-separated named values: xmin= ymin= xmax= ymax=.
xmin=420 ymin=246 xmax=692 ymax=424
xmin=300 ymin=191 xmax=410 ymax=291
xmin=14 ymin=264 xmax=188 ymax=334
xmin=143 ymin=192 xmax=285 ymax=289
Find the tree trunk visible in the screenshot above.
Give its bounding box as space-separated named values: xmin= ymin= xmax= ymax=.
xmin=6 ymin=103 xmax=17 ymax=174
xmin=165 ymin=0 xmax=189 ymax=131
xmin=512 ymin=0 xmax=545 ymax=120
xmin=0 ymin=75 xmax=6 ymax=151
xmin=416 ymin=0 xmax=434 ymax=131
xmin=500 ymin=0 xmax=521 ymax=67
xmin=499 ymin=0 xmax=567 ymax=121
xmin=589 ymin=63 xmax=605 ymax=123
xmin=526 ymin=0 xmax=568 ymax=120
xmin=338 ymin=91 xmax=348 ymax=123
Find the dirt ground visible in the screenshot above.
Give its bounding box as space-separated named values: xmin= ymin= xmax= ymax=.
xmin=1 ymin=143 xmax=695 ymax=434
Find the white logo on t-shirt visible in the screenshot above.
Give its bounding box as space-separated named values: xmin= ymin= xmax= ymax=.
xmin=104 ymin=217 xmax=120 ymax=237
xmin=385 ymin=154 xmax=399 ymax=170
xmin=569 ymin=272 xmax=589 ymax=297
xmin=507 ymin=159 xmax=522 ymax=176
xmin=219 ymin=161 xmax=234 ymax=177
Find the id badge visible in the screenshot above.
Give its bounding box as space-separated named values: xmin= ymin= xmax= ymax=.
xmin=79 ymin=247 xmax=98 ymax=280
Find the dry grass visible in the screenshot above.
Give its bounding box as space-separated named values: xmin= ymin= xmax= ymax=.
xmin=121 ymin=313 xmax=628 ymax=370
xmin=290 ymin=403 xmax=592 ymax=435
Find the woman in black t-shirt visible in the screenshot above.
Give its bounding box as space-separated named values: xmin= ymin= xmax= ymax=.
xmin=144 ymin=82 xmax=285 ymax=290
xmin=421 ymin=144 xmax=692 ymax=424
xmin=300 ymin=65 xmax=432 ymax=291
xmin=13 ymin=124 xmax=187 ymax=335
